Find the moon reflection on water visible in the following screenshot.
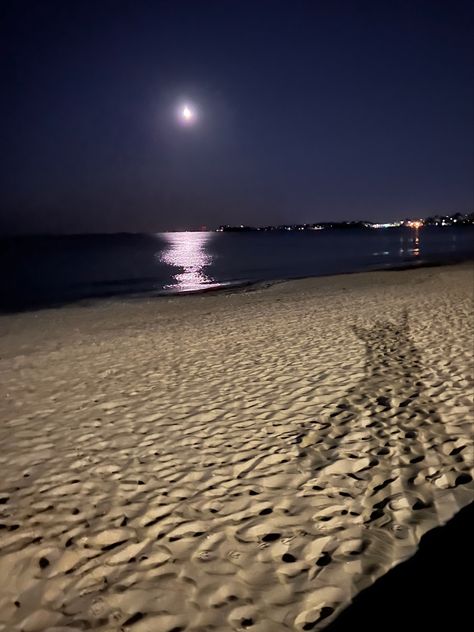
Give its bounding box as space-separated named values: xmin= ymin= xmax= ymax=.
xmin=159 ymin=231 xmax=219 ymax=292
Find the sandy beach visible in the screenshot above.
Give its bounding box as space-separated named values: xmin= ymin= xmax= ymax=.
xmin=0 ymin=262 xmax=473 ymax=632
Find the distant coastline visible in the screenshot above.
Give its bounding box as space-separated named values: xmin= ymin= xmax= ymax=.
xmin=216 ymin=211 xmax=474 ymax=232
xmin=1 ymin=213 xmax=473 ymax=239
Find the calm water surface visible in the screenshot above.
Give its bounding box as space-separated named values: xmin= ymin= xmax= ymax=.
xmin=1 ymin=227 xmax=472 ymax=310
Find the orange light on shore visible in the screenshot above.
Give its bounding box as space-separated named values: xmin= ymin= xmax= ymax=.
xmin=405 ymin=220 xmax=423 ymax=229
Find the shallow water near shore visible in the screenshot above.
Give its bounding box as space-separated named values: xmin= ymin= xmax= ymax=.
xmin=1 ymin=226 xmax=473 ymax=310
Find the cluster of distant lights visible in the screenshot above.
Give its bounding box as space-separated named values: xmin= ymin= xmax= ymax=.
xmin=217 ymin=222 xmax=422 ymax=232
xmin=432 ymin=219 xmax=461 ymax=226
xmin=369 ymin=220 xmax=424 ymax=229
xmin=367 ymin=218 xmax=466 ymax=229
xmin=370 ymin=221 xmax=403 ymax=229
xmin=403 ymin=220 xmax=423 ymax=229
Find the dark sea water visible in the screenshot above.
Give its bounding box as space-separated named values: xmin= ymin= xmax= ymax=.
xmin=1 ymin=227 xmax=473 ymax=311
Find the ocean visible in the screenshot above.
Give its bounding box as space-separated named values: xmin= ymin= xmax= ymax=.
xmin=1 ymin=226 xmax=472 ymax=311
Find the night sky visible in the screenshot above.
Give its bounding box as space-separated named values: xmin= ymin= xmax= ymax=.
xmin=1 ymin=0 xmax=473 ymax=234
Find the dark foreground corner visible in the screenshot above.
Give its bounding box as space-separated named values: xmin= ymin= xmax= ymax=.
xmin=325 ymin=501 xmax=474 ymax=632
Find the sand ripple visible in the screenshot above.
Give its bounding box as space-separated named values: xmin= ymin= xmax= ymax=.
xmin=0 ymin=264 xmax=472 ymax=631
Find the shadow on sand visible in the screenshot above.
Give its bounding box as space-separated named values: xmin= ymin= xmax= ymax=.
xmin=325 ymin=500 xmax=474 ymax=631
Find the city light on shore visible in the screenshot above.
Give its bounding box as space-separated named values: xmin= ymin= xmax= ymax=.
xmin=405 ymin=220 xmax=423 ymax=229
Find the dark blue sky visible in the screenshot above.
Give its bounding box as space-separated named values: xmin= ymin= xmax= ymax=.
xmin=1 ymin=0 xmax=473 ymax=233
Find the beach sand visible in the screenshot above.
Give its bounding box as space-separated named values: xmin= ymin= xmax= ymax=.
xmin=0 ymin=263 xmax=473 ymax=632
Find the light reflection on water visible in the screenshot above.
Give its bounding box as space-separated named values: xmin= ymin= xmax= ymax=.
xmin=412 ymin=230 xmax=420 ymax=256
xmin=397 ymin=229 xmax=421 ymax=257
xmin=373 ymin=229 xmax=422 ymax=259
xmin=159 ymin=231 xmax=219 ymax=292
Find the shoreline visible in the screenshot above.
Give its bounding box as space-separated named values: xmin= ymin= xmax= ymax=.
xmin=0 ymin=262 xmax=473 ymax=631
xmin=2 ymin=252 xmax=473 ymax=315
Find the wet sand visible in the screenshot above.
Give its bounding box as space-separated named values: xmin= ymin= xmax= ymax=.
xmin=0 ymin=262 xmax=473 ymax=631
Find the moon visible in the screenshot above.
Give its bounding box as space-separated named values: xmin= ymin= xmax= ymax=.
xmin=177 ymin=102 xmax=197 ymax=126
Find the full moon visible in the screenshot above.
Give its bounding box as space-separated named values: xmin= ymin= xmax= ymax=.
xmin=178 ymin=103 xmax=197 ymax=125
